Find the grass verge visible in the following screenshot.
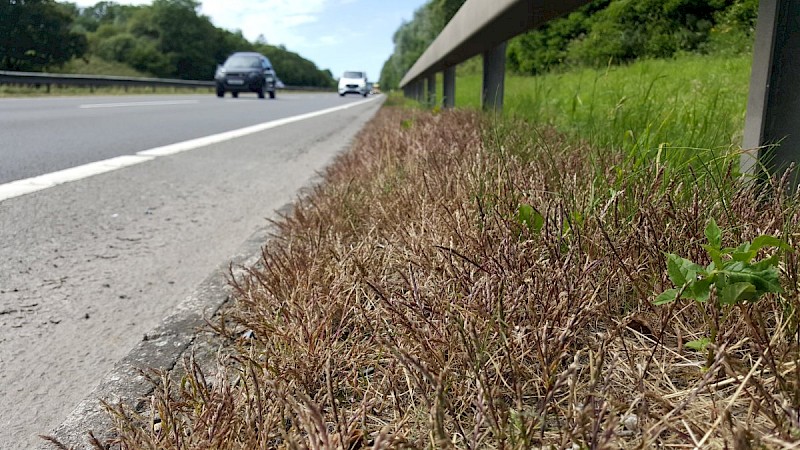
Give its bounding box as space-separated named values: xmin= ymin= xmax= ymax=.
xmin=456 ymin=53 xmax=751 ymax=157
xmin=0 ymin=85 xmax=212 ymax=98
xmin=0 ymin=56 xmax=209 ymax=97
xmin=58 ymin=99 xmax=800 ymax=448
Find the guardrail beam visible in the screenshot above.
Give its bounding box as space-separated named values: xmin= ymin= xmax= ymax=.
xmin=399 ymin=0 xmax=591 ymax=90
xmin=482 ymin=42 xmax=506 ymax=111
xmin=742 ymin=0 xmax=800 ymax=186
xmin=0 ymin=70 xmax=329 ymax=93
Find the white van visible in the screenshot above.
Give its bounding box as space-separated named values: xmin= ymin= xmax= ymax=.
xmin=338 ymin=71 xmax=369 ymax=97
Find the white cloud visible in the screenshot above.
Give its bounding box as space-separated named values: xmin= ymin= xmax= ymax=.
xmin=66 ymin=0 xmax=328 ymax=46
xmin=317 ymin=35 xmax=342 ymax=46
xmin=67 ymin=0 xmax=344 ymax=50
xmin=200 ymin=0 xmax=328 ymax=46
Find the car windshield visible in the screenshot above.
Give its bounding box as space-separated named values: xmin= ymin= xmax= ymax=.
xmin=343 ymin=71 xmax=364 ymax=79
xmin=224 ymin=55 xmax=261 ymax=69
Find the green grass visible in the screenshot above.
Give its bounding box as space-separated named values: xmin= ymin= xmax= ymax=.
xmin=0 ymin=84 xmax=212 ymax=97
xmin=50 ymin=56 xmax=152 ymax=77
xmin=0 ymin=56 xmax=213 ymax=97
xmin=453 ymin=53 xmax=751 ymax=164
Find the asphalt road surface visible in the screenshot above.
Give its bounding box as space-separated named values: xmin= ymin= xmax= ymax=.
xmin=0 ymin=92 xmax=383 ymax=448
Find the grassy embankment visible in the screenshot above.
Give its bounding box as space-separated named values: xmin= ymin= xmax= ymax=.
xmin=0 ymin=57 xmax=211 ymax=97
xmin=82 ymin=53 xmax=800 ymax=449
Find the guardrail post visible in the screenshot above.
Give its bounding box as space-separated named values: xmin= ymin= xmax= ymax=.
xmin=443 ymin=66 xmax=456 ymax=108
xmin=426 ymin=73 xmax=436 ymax=106
xmin=482 ymin=41 xmax=506 ymax=112
xmin=742 ymin=0 xmax=800 ymax=187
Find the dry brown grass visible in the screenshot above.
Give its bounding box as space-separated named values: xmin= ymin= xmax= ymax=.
xmin=90 ymin=106 xmax=800 ymax=449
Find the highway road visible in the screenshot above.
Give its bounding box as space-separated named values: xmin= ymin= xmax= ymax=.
xmin=0 ymin=92 xmax=383 ymax=448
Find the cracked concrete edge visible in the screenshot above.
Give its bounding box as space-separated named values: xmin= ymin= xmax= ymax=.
xmin=39 ymin=199 xmax=297 ymax=450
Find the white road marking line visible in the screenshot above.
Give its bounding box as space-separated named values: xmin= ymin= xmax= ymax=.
xmin=79 ymin=100 xmax=199 ymax=109
xmin=0 ymin=96 xmax=379 ymax=203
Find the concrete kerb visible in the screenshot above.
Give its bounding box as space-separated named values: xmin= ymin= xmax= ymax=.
xmin=39 ymin=200 xmax=296 ymax=450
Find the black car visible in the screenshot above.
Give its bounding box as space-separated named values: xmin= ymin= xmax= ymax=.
xmin=215 ymin=52 xmax=277 ymax=99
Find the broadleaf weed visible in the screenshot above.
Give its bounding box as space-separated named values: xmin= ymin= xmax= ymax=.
xmin=655 ymin=217 xmax=790 ymax=364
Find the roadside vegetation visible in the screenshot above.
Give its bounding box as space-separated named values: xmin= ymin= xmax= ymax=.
xmin=1 ymin=0 xmax=334 ymax=87
xmin=60 ymin=48 xmax=800 ymax=450
xmin=0 ymin=84 xmax=213 ymax=98
xmin=380 ymin=0 xmax=756 ymax=89
xmin=37 ymin=0 xmax=800 ymax=447
xmin=83 ymin=96 xmax=800 ymax=449
xmin=0 ymin=54 xmax=210 ymax=97
xmin=454 ymin=52 xmax=750 ymax=155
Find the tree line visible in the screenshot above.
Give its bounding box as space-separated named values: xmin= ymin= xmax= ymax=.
xmin=379 ymin=0 xmax=758 ymax=90
xmin=0 ymin=0 xmax=335 ymax=87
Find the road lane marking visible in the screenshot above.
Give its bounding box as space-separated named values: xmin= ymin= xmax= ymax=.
xmin=0 ymin=155 xmax=155 ymax=201
xmin=79 ymin=100 xmax=200 ymax=109
xmin=138 ymin=98 xmax=374 ymax=157
xmin=0 ymin=96 xmax=380 ymax=203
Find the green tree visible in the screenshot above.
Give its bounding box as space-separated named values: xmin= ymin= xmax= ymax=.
xmin=379 ymin=0 xmax=467 ymax=90
xmin=382 ymin=0 xmax=755 ymax=85
xmin=0 ymin=0 xmax=88 ymax=71
xmin=566 ymin=0 xmax=727 ymax=66
xmin=74 ymin=1 xmax=139 ymax=33
xmin=703 ymin=0 xmax=758 ymax=55
xmin=255 ymin=43 xmax=334 ymax=87
xmin=144 ymin=0 xmax=219 ymax=79
xmin=6 ymin=0 xmax=353 ymax=86
xmin=507 ymin=1 xmax=609 ymax=75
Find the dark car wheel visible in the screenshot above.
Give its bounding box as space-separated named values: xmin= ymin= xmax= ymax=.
xmin=216 ymin=87 xmax=224 ymax=97
xmin=257 ymin=84 xmax=265 ymax=99
xmin=269 ymin=90 xmax=276 ymax=99
xmin=232 ymin=92 xmax=239 ymax=98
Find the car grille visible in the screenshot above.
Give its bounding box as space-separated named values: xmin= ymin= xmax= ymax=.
xmin=227 ymin=75 xmax=246 ymax=85
xmin=346 ymin=84 xmax=359 ymax=88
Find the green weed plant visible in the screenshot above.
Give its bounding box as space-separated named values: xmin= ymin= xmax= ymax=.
xmin=655 ymin=218 xmax=789 ymax=364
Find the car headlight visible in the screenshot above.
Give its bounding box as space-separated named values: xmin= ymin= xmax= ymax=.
xmin=215 ymin=68 xmax=226 ymax=77
xmin=265 ymin=76 xmax=274 ymax=82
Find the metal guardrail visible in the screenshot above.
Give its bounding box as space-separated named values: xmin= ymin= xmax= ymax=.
xmin=740 ymin=0 xmax=800 ymax=181
xmin=0 ymin=70 xmax=213 ymax=91
xmin=399 ymin=0 xmax=590 ymax=110
xmin=401 ymin=0 xmax=800 ymax=185
xmin=0 ymin=70 xmax=334 ymax=92
xmin=399 ymin=0 xmax=589 ymax=87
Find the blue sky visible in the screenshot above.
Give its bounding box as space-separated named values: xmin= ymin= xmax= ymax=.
xmin=67 ymin=0 xmax=431 ymax=82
